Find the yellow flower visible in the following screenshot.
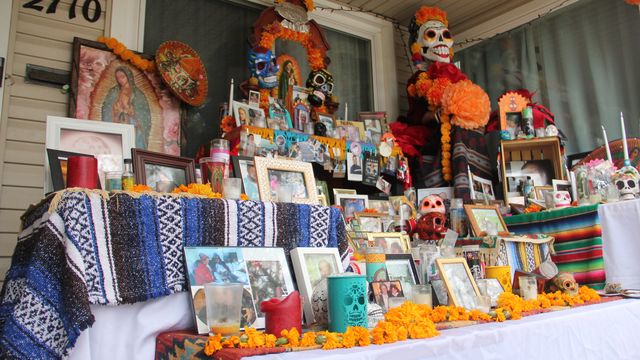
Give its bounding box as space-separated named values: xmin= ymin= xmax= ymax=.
xmin=300 ymin=332 xmax=318 ymax=347
xmin=204 ymin=334 xmax=223 ymax=355
xmin=280 ymin=328 xmax=300 ymax=347
xmin=240 ymin=193 xmax=249 ymax=201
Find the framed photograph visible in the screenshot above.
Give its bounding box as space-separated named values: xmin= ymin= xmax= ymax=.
xmin=431 ymin=279 xmax=448 ymax=306
xmin=552 ymin=179 xmax=572 ymax=194
xmin=70 ymin=37 xmax=181 ymax=155
xmin=231 ymin=156 xmax=260 ymax=201
xmin=347 ymin=231 xmax=369 ymax=253
xmin=366 ymin=232 xmax=410 ymax=254
xmin=267 ymin=99 xmax=292 ymax=131
xmin=389 ymin=195 xmax=417 ymax=219
xmin=292 ymin=86 xmax=311 ymax=131
xmin=233 ymin=101 xmax=266 ymax=127
xmin=184 ymin=246 xmax=294 ymax=333
xmin=335 ymin=193 xmax=369 ymax=218
xmin=317 ymin=113 xmax=336 ymax=134
xmin=354 ymin=212 xmax=384 ymax=232
xmin=498 ymin=92 xmax=528 ymax=131
xmin=477 ymin=278 xmax=504 ymax=307
xmin=436 ymin=257 xmax=481 ymax=309
xmin=335 ymin=120 xmax=365 ymax=141
xmin=316 ymin=180 xmax=330 ymax=199
xmin=317 ymin=194 xmax=328 ymax=206
xmin=358 ymin=112 xmax=387 ymax=143
xmin=362 ymin=153 xmax=380 ymax=186
xmin=385 ymin=254 xmax=419 ymax=299
xmin=371 ymin=280 xmax=404 ymax=312
xmin=464 ymin=204 xmax=509 ymax=236
xmin=254 ymin=157 xmax=318 ymax=204
xmin=46 ymin=149 xmax=101 ymax=191
xmin=469 ymin=171 xmax=496 ymax=201
xmin=290 ymin=247 xmax=343 ymax=324
xmin=132 ymin=148 xmax=196 ymax=192
xmin=346 ymin=152 xmax=363 ymax=182
xmin=45 ymin=116 xmax=135 ymax=193
xmin=248 ymin=90 xmax=261 ymax=108
xmin=333 ymin=188 xmax=356 ymax=201
xmin=369 ymin=199 xmax=392 ymax=215
xmin=534 ymin=185 xmax=553 ymax=200
xmin=506 ymin=160 xmax=554 ymax=186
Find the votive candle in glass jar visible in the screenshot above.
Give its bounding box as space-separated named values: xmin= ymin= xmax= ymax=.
xmin=365 ymin=246 xmax=387 ymax=282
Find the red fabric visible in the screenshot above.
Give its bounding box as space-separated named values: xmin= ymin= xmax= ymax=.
xmin=389 ymin=122 xmax=432 ymax=159
xmin=426 ymin=62 xmax=467 ymax=83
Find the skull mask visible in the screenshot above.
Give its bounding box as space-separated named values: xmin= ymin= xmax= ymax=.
xmin=553 ymin=191 xmax=571 ymax=208
xmin=548 ymin=272 xmax=578 ymax=297
xmin=344 ymin=283 xmax=367 ymax=327
xmin=614 ymin=166 xmax=640 ymax=201
xmin=416 ymin=212 xmax=446 ymax=241
xmin=248 ymin=49 xmax=279 ymax=89
xmin=306 ymin=69 xmax=334 ymax=107
xmin=418 ymin=20 xmax=453 ymax=63
xmin=420 ymin=195 xmax=445 ymax=214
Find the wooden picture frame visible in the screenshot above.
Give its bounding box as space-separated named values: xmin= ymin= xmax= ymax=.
xmin=385 ymin=253 xmax=420 ymax=299
xmin=498 ymin=91 xmax=528 ymax=131
xmin=464 ymin=204 xmax=509 ymax=237
xmin=534 ymin=185 xmax=553 ymax=200
xmin=233 ymin=101 xmax=266 ymax=127
xmin=334 ymin=193 xmax=369 ymax=218
xmin=354 ymin=212 xmax=384 ymax=232
xmin=366 ymin=232 xmax=411 ymax=254
xmin=436 ymin=258 xmax=482 ymax=309
xmin=131 ymin=148 xmax=196 ymax=192
xmin=231 ymin=156 xmax=260 ymax=201
xmin=317 ymin=113 xmax=336 ymax=134
xmin=335 ymin=120 xmax=366 ymax=141
xmin=358 ymin=111 xmax=388 ymax=143
xmin=290 ymin=247 xmax=343 ymax=324
xmin=46 ymin=149 xmax=101 ymax=191
xmin=254 ymin=157 xmax=318 ymax=205
xmin=70 ymin=37 xmax=181 ymax=155
xmin=332 ymin=188 xmax=356 ymax=204
xmin=317 ymin=194 xmax=328 ymax=206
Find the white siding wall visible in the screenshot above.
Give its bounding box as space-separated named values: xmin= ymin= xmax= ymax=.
xmin=0 ymin=0 xmax=110 ymax=284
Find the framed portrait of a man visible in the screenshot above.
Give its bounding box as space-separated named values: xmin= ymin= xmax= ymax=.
xmin=70 ymin=37 xmax=181 ymax=156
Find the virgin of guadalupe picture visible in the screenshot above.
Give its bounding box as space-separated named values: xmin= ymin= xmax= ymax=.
xmin=276 ymin=55 xmax=302 ymax=117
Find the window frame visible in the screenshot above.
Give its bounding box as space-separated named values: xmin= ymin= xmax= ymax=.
xmin=108 ymin=0 xmax=398 ymax=121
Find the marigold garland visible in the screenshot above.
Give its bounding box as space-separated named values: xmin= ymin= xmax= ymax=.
xmin=171 ymin=183 xmax=222 ymax=198
xmin=258 ymin=24 xmax=325 ymax=70
xmin=97 ymin=37 xmax=155 ymax=72
xmin=439 ymin=113 xmax=453 ymax=182
xmin=131 ymin=184 xmax=153 ymax=192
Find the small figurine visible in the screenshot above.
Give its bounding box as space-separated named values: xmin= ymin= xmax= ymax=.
xmin=552 ymin=191 xmax=572 ymax=208
xmin=546 ymin=272 xmax=578 ymax=297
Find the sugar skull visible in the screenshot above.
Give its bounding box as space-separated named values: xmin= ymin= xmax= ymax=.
xmin=614 ymin=166 xmax=640 ymax=201
xmin=553 ymin=191 xmax=571 ymax=208
xmin=344 ymin=282 xmax=367 ymax=327
xmin=418 ymin=20 xmax=453 ymax=63
xmin=416 ymin=212 xmax=446 ymax=241
xmin=306 ymin=69 xmax=334 ymax=107
xmin=248 ymin=48 xmax=279 ymax=89
xmin=311 ymin=278 xmax=329 ymax=325
xmin=547 ymin=272 xmax=578 ymax=296
xmin=420 ymin=195 xmax=445 ymax=214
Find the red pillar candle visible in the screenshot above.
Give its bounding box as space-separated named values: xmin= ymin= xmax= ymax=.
xmin=260 ymin=291 xmax=301 ymax=336
xmin=67 ymin=156 xmax=99 ymax=189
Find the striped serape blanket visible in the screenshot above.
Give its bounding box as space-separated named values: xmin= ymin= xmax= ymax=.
xmin=0 ymin=190 xmax=347 ymax=360
xmin=504 ymin=204 xmax=604 ymax=289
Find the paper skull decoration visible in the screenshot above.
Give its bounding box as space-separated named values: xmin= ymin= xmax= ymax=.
xmin=344 ymin=282 xmax=367 ymax=326
xmin=553 ymin=191 xmax=571 ymax=208
xmin=367 ymin=302 xmax=385 ymax=329
xmin=311 ymin=278 xmax=329 ymax=325
xmin=248 ymin=48 xmax=279 ymax=89
xmin=420 ymin=195 xmax=446 ymax=214
xmin=614 ymin=166 xmax=640 ymax=201
xmin=306 ymin=69 xmax=334 ymax=107
xmin=546 ymin=272 xmax=578 ymax=297
xmin=416 ymin=212 xmax=446 ymax=241
xmin=409 ymin=7 xmax=452 ymax=65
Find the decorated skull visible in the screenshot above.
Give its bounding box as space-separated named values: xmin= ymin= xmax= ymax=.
xmin=420 ymin=195 xmax=446 ymax=214
xmin=248 ymin=48 xmax=279 ymax=89
xmin=306 ymin=69 xmax=334 ymax=107
xmin=553 ymin=191 xmax=571 ymax=208
xmin=547 ymin=272 xmax=578 ymax=296
xmin=344 ymin=282 xmax=367 ymax=327
xmin=416 ymin=212 xmax=446 ymax=241
xmin=614 ymin=166 xmax=640 ymax=201
xmin=418 ymin=20 xmax=453 ymax=63
xmin=311 ymin=278 xmax=329 ymax=325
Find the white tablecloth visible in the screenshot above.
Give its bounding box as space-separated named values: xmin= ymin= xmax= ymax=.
xmin=257 ymin=299 xmax=640 ymax=360
xmin=599 ymin=199 xmax=640 ymax=288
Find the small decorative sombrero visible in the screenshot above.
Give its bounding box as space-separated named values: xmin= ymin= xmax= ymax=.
xmin=573 ymin=138 xmax=640 ymax=171
xmin=156 ymin=41 xmax=208 ymax=106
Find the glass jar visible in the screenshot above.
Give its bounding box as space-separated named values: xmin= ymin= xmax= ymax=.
xmin=121 ymin=159 xmax=134 ymax=191
xmin=418 ymin=244 xmax=440 ymax=284
xmin=207 ymin=139 xmax=230 ymax=193
xmin=449 ymin=198 xmax=467 ymax=236
xmin=365 ymin=246 xmax=387 ymax=283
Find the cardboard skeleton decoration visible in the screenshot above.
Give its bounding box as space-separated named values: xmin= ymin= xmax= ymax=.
xmin=248 ymin=48 xmax=279 ymax=89
xmin=306 ymin=69 xmax=334 ymax=107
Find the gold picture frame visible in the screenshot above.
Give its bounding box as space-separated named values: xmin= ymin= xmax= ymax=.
xmin=354 ymin=212 xmax=384 ymax=232
xmin=254 ymin=157 xmax=318 ymax=205
xmin=436 ymin=258 xmax=482 ymax=308
xmin=389 ymin=195 xmax=417 ymax=219
xmin=317 ymin=194 xmax=328 ymax=206
xmin=464 ymin=204 xmax=509 ymax=237
xmin=534 ymin=185 xmax=553 ymax=200
xmin=366 ymin=232 xmax=411 ymax=254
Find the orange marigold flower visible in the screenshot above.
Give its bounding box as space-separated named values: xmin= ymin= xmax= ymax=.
xmin=132 ymin=184 xmax=153 ymax=192
xmin=441 ymin=80 xmax=491 ymax=130
xmin=240 ymin=193 xmax=249 ymax=201
xmin=414 ymin=6 xmax=448 ymax=27
xmin=280 ymin=328 xmax=300 ymax=347
xmin=427 ymin=77 xmax=452 ymax=107
xmin=204 ymin=334 xmax=223 ymax=355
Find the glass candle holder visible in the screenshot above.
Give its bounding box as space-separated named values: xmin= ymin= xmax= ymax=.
xmin=204 ymin=283 xmax=243 ymax=336
xmin=411 ymin=284 xmax=432 ymax=308
xmin=365 ymin=246 xmax=387 ymax=282
xmin=105 ymin=171 xmax=122 ymax=191
xmin=222 ymin=178 xmax=242 ymax=200
xmin=519 ymin=276 xmax=538 ymax=300
xmin=388 ymin=297 xmax=406 ymax=310
xmin=440 ymin=246 xmax=456 ymax=259
xmin=327 ymin=274 xmax=368 ymax=333
xmin=475 ymin=294 xmax=491 ymax=313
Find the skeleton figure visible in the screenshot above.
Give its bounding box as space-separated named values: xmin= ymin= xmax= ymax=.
xmin=419 ymin=195 xmax=446 ymax=214
xmin=417 ymin=20 xmax=453 ymax=63
xmin=344 ymin=282 xmax=367 ymax=327
xmin=546 ymin=272 xmax=578 ymax=296
xmin=553 ymin=191 xmax=572 ymax=208
xmin=306 ymin=69 xmax=334 ymax=107
xmin=248 ymin=49 xmax=279 ymax=89
xmin=614 ymin=166 xmax=640 ymax=201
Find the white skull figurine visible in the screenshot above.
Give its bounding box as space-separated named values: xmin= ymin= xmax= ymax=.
xmin=418 ymin=20 xmax=453 ymax=63
xmin=553 ymin=191 xmax=571 ymax=208
xmin=614 ymin=166 xmax=640 ymax=201
xmin=419 ymin=195 xmax=446 ymax=215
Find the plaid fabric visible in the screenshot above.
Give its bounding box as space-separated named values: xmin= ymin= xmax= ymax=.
xmin=0 ymin=190 xmax=347 ymax=360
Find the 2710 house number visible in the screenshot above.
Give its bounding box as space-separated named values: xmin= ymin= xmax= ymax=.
xmin=23 ymin=0 xmax=102 ymax=23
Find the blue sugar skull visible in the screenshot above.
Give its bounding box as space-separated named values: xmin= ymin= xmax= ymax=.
xmin=248 ymin=49 xmax=279 ymax=89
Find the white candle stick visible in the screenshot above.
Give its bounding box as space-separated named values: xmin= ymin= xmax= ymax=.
xmin=344 ymin=103 xmax=348 ymax=121
xmin=228 ymin=78 xmax=234 ymax=116
xmin=601 ymin=125 xmax=612 ymax=164
xmin=621 ymin=112 xmax=629 ymax=165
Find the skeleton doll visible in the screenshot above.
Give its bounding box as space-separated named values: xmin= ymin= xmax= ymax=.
xmin=306 ymin=69 xmax=334 ymax=107
xmin=248 ymin=48 xmax=279 ymax=89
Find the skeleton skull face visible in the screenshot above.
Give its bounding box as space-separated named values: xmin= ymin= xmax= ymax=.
xmin=344 ymin=283 xmax=367 ymax=327
xmin=416 ymin=212 xmax=446 ymax=240
xmin=550 ymin=272 xmax=578 ymax=296
xmin=306 ymin=69 xmax=334 ymax=107
xmin=615 ymin=170 xmax=639 ymax=201
xmin=248 ymin=49 xmax=279 ymax=89
xmin=553 ymin=191 xmax=571 ymax=208
xmin=418 ymin=20 xmax=453 ymax=63
xmin=420 ymin=195 xmax=445 ymax=214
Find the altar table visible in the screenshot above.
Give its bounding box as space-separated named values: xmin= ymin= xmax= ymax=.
xmin=504 ymin=204 xmax=605 ymax=289
xmin=0 ymin=190 xmax=347 ymax=360
xmin=257 ymin=299 xmax=640 ymax=360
